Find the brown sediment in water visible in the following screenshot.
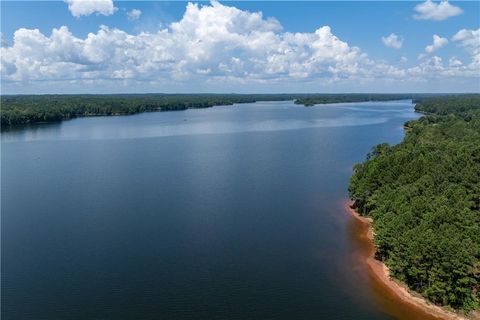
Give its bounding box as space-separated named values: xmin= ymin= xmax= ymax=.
xmin=342 ymin=199 xmax=479 ymax=320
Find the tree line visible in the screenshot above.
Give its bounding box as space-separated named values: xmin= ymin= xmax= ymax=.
xmin=293 ymin=93 xmax=439 ymax=106
xmin=0 ymin=94 xmax=298 ymax=127
xmin=349 ymin=95 xmax=480 ymax=311
xmin=1 ymin=93 xmax=458 ymax=128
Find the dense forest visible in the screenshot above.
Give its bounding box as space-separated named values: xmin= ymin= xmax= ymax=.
xmin=293 ymin=93 xmax=437 ymax=106
xmin=0 ymin=93 xmax=450 ymax=128
xmin=349 ymin=95 xmax=480 ymax=311
xmin=0 ymin=94 xmax=301 ymax=127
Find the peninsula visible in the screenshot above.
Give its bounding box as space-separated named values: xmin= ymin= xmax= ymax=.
xmin=349 ymin=95 xmax=480 ymax=317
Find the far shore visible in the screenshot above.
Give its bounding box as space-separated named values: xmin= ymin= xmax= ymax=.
xmin=343 ymin=200 xmax=479 ymax=320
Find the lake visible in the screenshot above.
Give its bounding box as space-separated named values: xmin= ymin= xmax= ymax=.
xmin=2 ymin=100 xmax=425 ymax=320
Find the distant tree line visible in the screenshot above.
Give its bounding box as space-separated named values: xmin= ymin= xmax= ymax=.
xmin=0 ymin=94 xmax=302 ymax=127
xmin=1 ymin=93 xmax=461 ymax=128
xmin=294 ymin=93 xmax=439 ymax=106
xmin=349 ymin=95 xmax=480 ymax=311
xmin=413 ymin=94 xmax=480 ymax=116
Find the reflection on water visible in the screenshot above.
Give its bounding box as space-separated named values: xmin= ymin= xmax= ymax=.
xmin=2 ymin=100 xmax=414 ymax=142
xmin=2 ymin=122 xmax=64 ymax=142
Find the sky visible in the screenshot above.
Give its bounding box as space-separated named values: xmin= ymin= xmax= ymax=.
xmin=1 ymin=0 xmax=479 ymax=94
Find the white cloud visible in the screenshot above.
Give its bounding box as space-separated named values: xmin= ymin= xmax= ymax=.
xmin=413 ymin=0 xmax=463 ymax=21
xmin=449 ymin=57 xmax=462 ymax=67
xmin=1 ymin=2 xmax=372 ymax=84
xmin=127 ymin=8 xmax=142 ymax=21
xmin=382 ymin=33 xmax=403 ymax=49
xmin=408 ymin=55 xmax=477 ymax=79
xmin=425 ymin=34 xmax=448 ymax=53
xmin=0 ymin=1 xmax=478 ymax=92
xmin=452 ymin=28 xmax=480 ymax=68
xmin=452 ymin=28 xmax=480 ymax=46
xmin=0 ymin=32 xmax=7 ymax=47
xmin=65 ymin=0 xmax=116 ymax=17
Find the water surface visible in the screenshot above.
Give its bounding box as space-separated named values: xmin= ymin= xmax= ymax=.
xmin=2 ymin=100 xmax=422 ymax=319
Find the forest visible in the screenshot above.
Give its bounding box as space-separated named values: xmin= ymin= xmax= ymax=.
xmin=349 ymin=95 xmax=480 ymax=311
xmin=0 ymin=93 xmax=445 ymax=128
xmin=293 ymin=93 xmax=437 ymax=106
xmin=0 ymin=94 xmax=297 ymax=127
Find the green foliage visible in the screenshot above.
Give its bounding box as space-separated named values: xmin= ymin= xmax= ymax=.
xmin=349 ymin=95 xmax=480 ymax=311
xmin=295 ymin=93 xmax=437 ymax=106
xmin=1 ymin=93 xmax=457 ymax=128
xmin=414 ymin=95 xmax=480 ymax=116
xmin=0 ymin=94 xmax=302 ymax=127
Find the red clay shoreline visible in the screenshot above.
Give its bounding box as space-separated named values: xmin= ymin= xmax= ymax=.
xmin=344 ymin=200 xmax=479 ymax=320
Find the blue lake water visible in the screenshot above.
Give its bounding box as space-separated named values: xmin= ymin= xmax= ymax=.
xmin=2 ymin=100 xmax=422 ymax=319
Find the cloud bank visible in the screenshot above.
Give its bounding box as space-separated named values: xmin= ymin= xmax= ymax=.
xmin=1 ymin=1 xmax=478 ymax=93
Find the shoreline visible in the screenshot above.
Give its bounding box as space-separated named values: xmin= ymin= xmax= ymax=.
xmin=344 ymin=200 xmax=478 ymax=320
xmin=2 ymin=97 xmax=413 ymax=130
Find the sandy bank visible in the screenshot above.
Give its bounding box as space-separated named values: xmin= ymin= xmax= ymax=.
xmin=344 ymin=200 xmax=478 ymax=320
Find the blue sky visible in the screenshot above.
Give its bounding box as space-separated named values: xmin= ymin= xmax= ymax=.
xmin=1 ymin=1 xmax=479 ymax=93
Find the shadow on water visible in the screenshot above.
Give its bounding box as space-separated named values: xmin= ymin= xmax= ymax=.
xmin=1 ymin=122 xmax=63 ymax=141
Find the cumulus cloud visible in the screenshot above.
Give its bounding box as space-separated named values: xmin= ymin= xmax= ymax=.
xmin=0 ymin=32 xmax=7 ymax=47
xmin=65 ymin=0 xmax=116 ymax=17
xmin=409 ymin=54 xmax=477 ymax=79
xmin=452 ymin=28 xmax=480 ymax=47
xmin=0 ymin=1 xmax=478 ymax=92
xmin=127 ymin=8 xmax=141 ymax=21
xmin=413 ymin=0 xmax=463 ymax=21
xmin=425 ymin=34 xmax=448 ymax=53
xmin=452 ymin=28 xmax=480 ymax=68
xmin=449 ymin=57 xmax=462 ymax=67
xmin=1 ymin=1 xmax=374 ymax=84
xmin=382 ymin=33 xmax=403 ymax=49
